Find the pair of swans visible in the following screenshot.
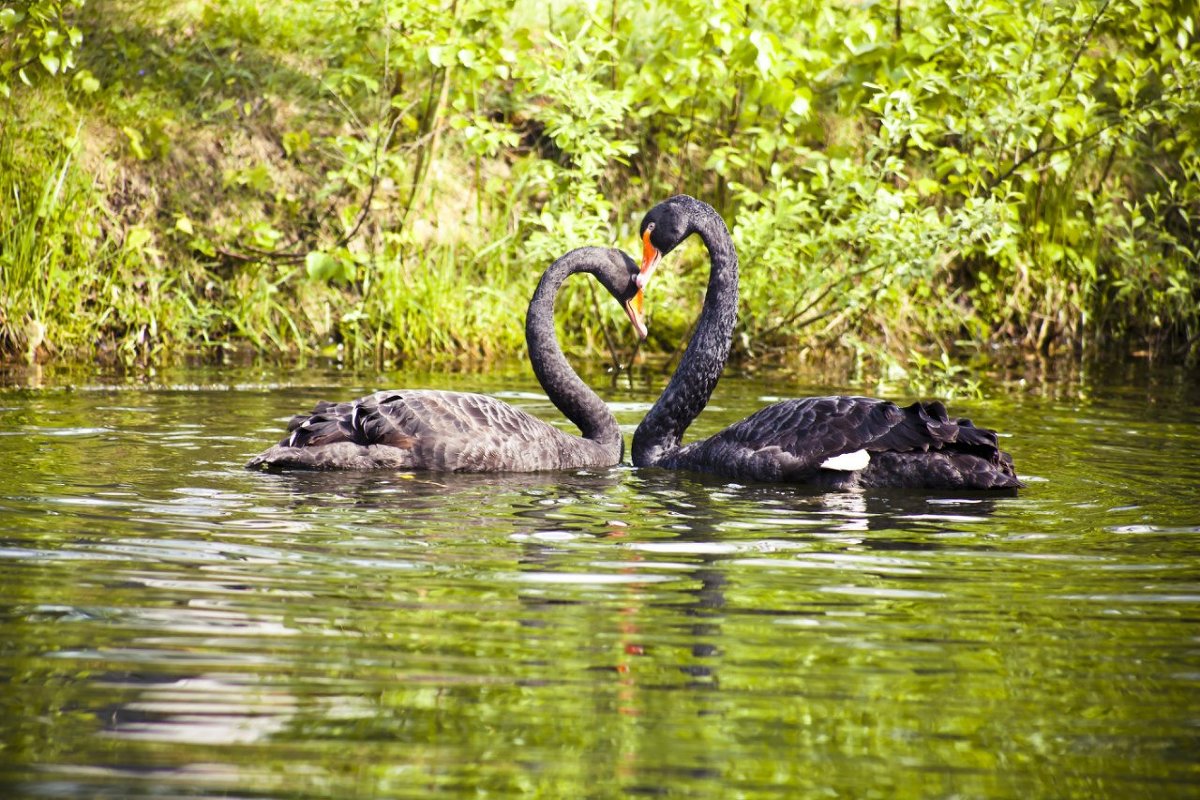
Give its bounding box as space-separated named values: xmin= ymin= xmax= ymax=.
xmin=249 ymin=196 xmax=1020 ymax=490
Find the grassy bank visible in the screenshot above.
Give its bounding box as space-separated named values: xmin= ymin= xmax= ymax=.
xmin=2 ymin=0 xmax=1198 ymax=373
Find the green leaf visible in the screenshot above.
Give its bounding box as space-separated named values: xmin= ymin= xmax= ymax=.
xmin=749 ymin=30 xmax=775 ymax=77
xmin=306 ymin=251 xmax=339 ymax=282
xmin=126 ymin=226 xmax=153 ymax=250
xmin=122 ymin=126 xmax=148 ymax=160
xmin=73 ymin=69 xmax=99 ymax=93
xmin=39 ymin=53 xmax=61 ymax=76
xmin=789 ymin=91 xmax=811 ymax=119
xmin=191 ymin=235 xmax=216 ymax=257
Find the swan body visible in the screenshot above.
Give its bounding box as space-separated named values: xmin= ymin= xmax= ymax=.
xmin=248 ymin=247 xmax=646 ymax=472
xmin=631 ymin=195 xmax=1021 ymax=490
xmin=651 ymin=395 xmax=1019 ymax=489
xmin=248 ymin=389 xmax=627 ymax=471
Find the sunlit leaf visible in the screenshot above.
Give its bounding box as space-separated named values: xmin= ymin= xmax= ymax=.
xmin=39 ymin=53 xmax=60 ymax=76
xmin=306 ymin=251 xmax=339 ymax=282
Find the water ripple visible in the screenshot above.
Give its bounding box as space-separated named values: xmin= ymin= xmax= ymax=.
xmin=3 ymin=366 xmax=1199 ymax=799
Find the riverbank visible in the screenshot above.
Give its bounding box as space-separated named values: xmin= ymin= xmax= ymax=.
xmin=3 ymin=0 xmax=1197 ymax=370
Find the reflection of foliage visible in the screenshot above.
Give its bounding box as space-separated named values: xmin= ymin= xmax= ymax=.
xmin=5 ymin=399 xmax=1197 ymax=798
xmin=3 ymin=370 xmax=1199 ymax=798
xmin=0 ymin=0 xmax=1197 ymax=372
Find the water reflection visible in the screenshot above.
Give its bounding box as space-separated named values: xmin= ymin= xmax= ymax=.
xmin=2 ymin=364 xmax=1199 ymax=798
xmin=104 ymin=675 xmax=297 ymax=745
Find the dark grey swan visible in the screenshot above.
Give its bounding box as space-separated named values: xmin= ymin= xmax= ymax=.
xmin=631 ymin=195 xmax=1021 ymax=490
xmin=248 ymin=247 xmax=646 ymax=471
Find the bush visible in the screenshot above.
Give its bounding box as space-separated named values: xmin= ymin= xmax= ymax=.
xmin=1 ymin=0 xmax=1196 ymax=367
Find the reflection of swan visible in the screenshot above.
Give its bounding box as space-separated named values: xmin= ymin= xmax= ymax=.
xmin=247 ymin=463 xmax=629 ymax=537
xmin=253 ymin=464 xmax=626 ymax=505
xmin=632 ymin=196 xmax=1021 ymax=490
xmin=623 ymin=467 xmax=1006 ymax=543
xmin=248 ymin=248 xmax=646 ymax=471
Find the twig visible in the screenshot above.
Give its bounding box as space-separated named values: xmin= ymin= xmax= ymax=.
xmin=622 ymin=337 xmax=641 ymax=376
xmin=587 ymin=278 xmax=623 ymax=371
xmin=991 ymin=117 xmax=1125 ymax=186
xmin=988 ymin=0 xmax=1112 ymax=189
xmin=756 ymin=256 xmax=887 ymax=340
xmin=218 ymin=84 xmax=405 ymax=267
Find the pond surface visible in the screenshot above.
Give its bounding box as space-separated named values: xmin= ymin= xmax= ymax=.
xmin=1 ymin=360 xmax=1198 ymax=799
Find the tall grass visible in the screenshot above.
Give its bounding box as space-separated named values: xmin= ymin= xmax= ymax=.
xmin=0 ymin=121 xmax=99 ymax=360
xmin=1 ymin=106 xmax=212 ymax=362
xmin=1 ymin=0 xmax=1196 ymax=370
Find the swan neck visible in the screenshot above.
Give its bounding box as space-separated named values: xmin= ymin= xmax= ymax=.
xmin=526 ymin=257 xmax=621 ymax=451
xmin=633 ymin=204 xmax=738 ymax=466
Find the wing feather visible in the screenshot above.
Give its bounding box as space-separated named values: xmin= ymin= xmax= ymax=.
xmin=665 ymin=396 xmax=1019 ymax=487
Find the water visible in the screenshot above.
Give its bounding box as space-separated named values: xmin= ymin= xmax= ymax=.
xmin=1 ymin=361 xmax=1198 ymax=799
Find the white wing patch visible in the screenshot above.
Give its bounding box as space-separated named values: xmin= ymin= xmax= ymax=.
xmin=820 ymin=449 xmax=869 ymax=472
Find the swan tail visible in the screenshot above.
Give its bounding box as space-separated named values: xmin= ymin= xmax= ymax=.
xmin=856 ymin=401 xmax=1021 ymax=488
xmin=819 ymin=449 xmax=870 ymax=471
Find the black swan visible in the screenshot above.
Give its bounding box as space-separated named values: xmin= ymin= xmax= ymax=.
xmin=248 ymin=247 xmax=646 ymax=471
xmin=630 ymin=195 xmax=1021 ymax=490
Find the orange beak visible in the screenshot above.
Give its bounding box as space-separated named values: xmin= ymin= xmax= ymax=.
xmin=638 ymin=229 xmax=661 ymax=290
xmin=624 ymin=291 xmax=648 ymax=340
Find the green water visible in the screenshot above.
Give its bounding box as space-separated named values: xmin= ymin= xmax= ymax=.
xmin=1 ymin=362 xmax=1198 ymax=799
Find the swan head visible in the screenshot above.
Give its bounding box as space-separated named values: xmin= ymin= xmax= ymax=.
xmin=637 ymin=195 xmax=701 ymax=290
xmin=588 ymin=247 xmax=648 ymax=341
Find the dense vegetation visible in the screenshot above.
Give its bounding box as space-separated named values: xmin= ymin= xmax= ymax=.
xmin=2 ymin=0 xmax=1197 ymax=372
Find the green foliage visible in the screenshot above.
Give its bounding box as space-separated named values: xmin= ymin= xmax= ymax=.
xmin=0 ymin=121 xmax=200 ymax=362
xmin=625 ymin=0 xmax=1200 ymax=363
xmin=0 ymin=0 xmax=87 ymax=97
xmin=520 ymin=23 xmax=636 ymax=265
xmin=0 ymin=0 xmax=1197 ymax=374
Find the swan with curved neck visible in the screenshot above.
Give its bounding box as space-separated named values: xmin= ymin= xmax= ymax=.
xmin=631 ymin=195 xmax=1021 ymax=490
xmin=248 ymin=247 xmax=646 ymax=471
